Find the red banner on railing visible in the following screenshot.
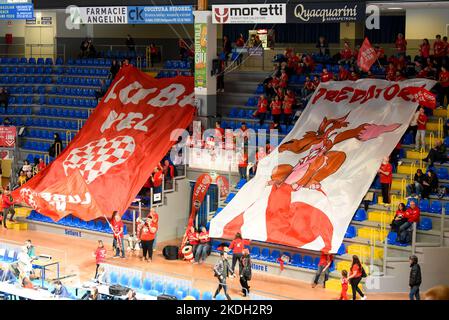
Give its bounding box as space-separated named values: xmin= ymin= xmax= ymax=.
xmin=13 ymin=66 xmax=195 ymax=221
xmin=0 ymin=126 xmax=16 ymax=147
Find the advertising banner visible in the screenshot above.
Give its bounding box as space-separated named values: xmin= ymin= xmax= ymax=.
xmin=0 ymin=3 xmax=33 ymax=20
xmin=287 ymin=2 xmax=365 ymax=24
xmin=194 ymin=23 xmax=207 ymax=89
xmin=0 ymin=126 xmax=16 ymax=147
xmin=127 ymin=5 xmax=193 ymax=24
xmin=212 ymin=3 xmax=286 ymax=24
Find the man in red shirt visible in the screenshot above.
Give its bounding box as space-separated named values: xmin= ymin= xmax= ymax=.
xmin=415 ymin=107 xmax=427 ymax=151
xmin=312 ymin=252 xmax=334 ymax=288
xmin=270 ymin=95 xmax=282 ymax=125
xmin=151 ymin=167 xmax=163 ymax=204
xmin=110 ymin=211 xmax=125 ymax=258
xmin=386 ymin=62 xmax=396 ymax=81
xmin=395 ymin=33 xmax=407 ymax=56
xmin=238 ymin=151 xmax=248 ymax=180
xmin=320 ymin=68 xmax=333 ymax=83
xmin=254 ymin=94 xmax=268 ymax=125
xmin=433 ymin=35 xmax=445 ymax=59
xmin=302 ymin=76 xmax=315 ymax=98
xmin=398 ymin=200 xmax=420 ymax=244
xmin=438 ymin=66 xmax=449 ymax=108
xmin=282 ymin=89 xmax=295 ymax=125
xmin=378 ymin=156 xmax=393 ymax=206
xmin=2 ymin=187 xmax=16 ymax=228
xmin=339 ymin=41 xmax=353 ymax=63
xmin=338 ymin=65 xmax=349 ymax=81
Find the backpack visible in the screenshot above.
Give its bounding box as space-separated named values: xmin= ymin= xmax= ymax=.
xmin=361 ymin=266 xmax=367 ymax=278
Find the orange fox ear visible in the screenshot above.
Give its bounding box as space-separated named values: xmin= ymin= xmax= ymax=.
xmin=318 ymin=117 xmax=329 ymax=133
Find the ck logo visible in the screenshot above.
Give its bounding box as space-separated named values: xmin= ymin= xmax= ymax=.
xmin=214 ymin=8 xmax=229 ymax=23
xmin=129 ymin=7 xmax=144 ymax=21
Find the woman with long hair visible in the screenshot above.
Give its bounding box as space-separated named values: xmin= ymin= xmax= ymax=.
xmin=347 ymin=255 xmax=367 ymax=300
xmin=229 ymin=232 xmax=250 ymax=274
xmin=390 ymin=202 xmax=408 ymax=234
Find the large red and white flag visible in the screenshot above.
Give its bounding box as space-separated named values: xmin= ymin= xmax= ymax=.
xmin=210 ymin=79 xmax=435 ymax=253
xmin=13 ymin=66 xmax=195 ymax=221
xmin=357 ymin=37 xmax=377 ymax=72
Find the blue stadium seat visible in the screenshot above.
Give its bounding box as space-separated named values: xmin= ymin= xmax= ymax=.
xmin=345 ymin=225 xmax=357 ymax=238
xmin=429 ymin=201 xmax=442 ymax=214
xmin=268 ymin=250 xmax=280 ymax=262
xmin=417 ymin=217 xmax=432 ymax=231
xmin=353 ymin=209 xmax=367 ymax=221
xmin=250 ymin=246 xmax=260 ymax=259
xmin=418 ymin=199 xmax=430 ymax=212
xmin=291 ymin=253 xmax=302 ymax=267
xmin=154 ymin=281 xmax=164 ymax=294
xmin=130 ymin=276 xmax=142 ymax=290
xmin=119 ymin=274 xmax=130 ymax=287
xmin=165 ymin=283 xmax=176 ymax=296
xmin=337 ymin=243 xmax=347 ymax=255
xmin=302 ymin=255 xmax=313 ymax=269
xmin=142 ymin=278 xmax=153 ymax=293
xmin=259 ymin=248 xmax=270 ymax=261
xmin=109 ymin=272 xmax=119 ymax=284
xmin=437 ymin=167 xmax=449 ymax=179
xmin=224 ymin=193 xmax=235 ymax=204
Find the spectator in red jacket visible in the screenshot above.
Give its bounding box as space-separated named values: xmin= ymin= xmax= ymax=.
xmin=282 ymin=89 xmax=295 ymax=125
xmin=151 ymin=167 xmax=163 ymax=202
xmin=93 ymin=240 xmax=106 ymax=278
xmin=187 ymin=226 xmax=199 ymax=260
xmin=235 ymin=33 xmax=245 ymax=47
xmin=348 ymin=71 xmax=360 ymax=81
xmin=378 ymin=156 xmax=393 ymax=206
xmin=312 ymin=75 xmax=320 ymax=88
xmin=320 ymin=68 xmax=333 ymax=83
xmin=110 ymin=211 xmax=125 ymax=258
xmin=386 ymin=62 xmax=396 ymax=81
xmin=238 ymin=151 xmax=248 ymax=180
xmin=433 ymin=34 xmax=445 ymax=59
xmin=1 ymin=188 xmax=15 ymax=228
xmin=438 ymin=66 xmax=449 ymax=108
xmin=194 ymin=226 xmax=210 ymax=264
xmin=229 ymin=232 xmax=251 ymax=273
xmin=270 ymin=95 xmax=282 ymax=125
xmin=339 ymin=41 xmax=353 ymax=64
xmin=395 ymin=33 xmax=407 ymax=56
xmin=254 ymin=94 xmax=268 ymax=125
xmin=398 ymin=201 xmax=421 ymax=244
xmin=302 ymin=76 xmax=315 ymax=98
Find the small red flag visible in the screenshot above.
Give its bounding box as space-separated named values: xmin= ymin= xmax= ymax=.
xmin=357 ymin=38 xmax=377 ymax=72
xmin=407 ymin=87 xmax=437 ymax=109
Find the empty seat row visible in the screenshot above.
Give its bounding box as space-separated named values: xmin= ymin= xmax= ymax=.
xmin=39 ymin=107 xmax=89 ymax=119
xmin=25 ymin=117 xmax=79 ymax=130
xmin=0 ymin=57 xmax=53 ymax=65
xmin=46 ymin=97 xmax=97 ymax=108
xmin=55 ymin=76 xmax=106 ymax=87
xmin=67 ymin=58 xmax=111 ymax=66
xmin=7 ymin=96 xmax=34 ymax=105
xmin=27 ymin=129 xmax=74 ymax=141
xmin=0 ymin=76 xmax=52 ymax=84
xmin=65 ymin=67 xmax=109 ymax=76
xmin=22 ymin=141 xmax=52 ymax=152
xmin=0 ymin=106 xmax=32 ymax=115
xmin=164 ymin=60 xmax=191 ymax=70
xmin=0 ymin=66 xmax=54 ymax=75
xmin=0 ymin=247 xmax=19 ymax=263
xmin=157 ymin=70 xmax=192 ymax=78
xmin=0 ymin=116 xmax=24 ymax=126
xmin=8 ymin=86 xmax=44 ymax=94
xmin=50 ymin=87 xmax=96 ymax=97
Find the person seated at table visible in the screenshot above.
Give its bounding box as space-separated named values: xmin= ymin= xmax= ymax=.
xmin=423 ymin=140 xmax=447 ymax=166
xmin=19 ymin=271 xmax=35 ymax=290
xmin=126 ymin=289 xmax=137 ymax=300
xmin=82 ymin=287 xmax=101 ymax=300
xmin=51 ymin=280 xmax=71 ymax=298
xmin=17 ymin=246 xmax=33 ymax=279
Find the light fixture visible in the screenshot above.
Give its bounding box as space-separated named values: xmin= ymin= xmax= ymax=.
xmin=387 ymin=7 xmax=403 ymax=10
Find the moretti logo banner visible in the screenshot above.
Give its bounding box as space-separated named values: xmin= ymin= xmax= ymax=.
xmin=287 ymin=2 xmax=365 ymax=23
xmin=212 ymin=3 xmax=286 ymax=24
xmin=0 ymin=3 xmax=33 ymax=20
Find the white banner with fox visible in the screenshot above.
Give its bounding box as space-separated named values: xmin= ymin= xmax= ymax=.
xmin=210 ymin=78 xmax=436 ymax=253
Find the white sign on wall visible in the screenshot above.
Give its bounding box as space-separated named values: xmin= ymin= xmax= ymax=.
xmin=76 ymin=7 xmax=128 ymax=24
xmin=212 ymin=3 xmax=286 ymax=24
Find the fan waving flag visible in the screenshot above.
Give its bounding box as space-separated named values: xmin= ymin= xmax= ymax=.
xmin=210 ymin=78 xmax=436 ymax=253
xmin=13 ymin=66 xmax=195 ymax=221
xmin=357 ymin=38 xmax=377 ymax=72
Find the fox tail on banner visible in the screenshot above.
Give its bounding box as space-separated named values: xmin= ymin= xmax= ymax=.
xmin=179 ymin=173 xmax=212 ymax=258
xmin=13 ymin=65 xmax=195 ymax=221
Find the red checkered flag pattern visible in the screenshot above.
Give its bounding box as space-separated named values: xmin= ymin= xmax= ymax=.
xmin=357 ymin=38 xmax=377 ymax=72
xmin=13 ymin=66 xmax=195 ymax=221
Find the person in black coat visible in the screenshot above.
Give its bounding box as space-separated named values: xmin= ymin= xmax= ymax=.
xmin=239 ymin=248 xmax=252 ymax=297
xmin=110 ymin=60 xmax=120 ymax=80
xmin=421 ymin=170 xmax=439 ymax=199
xmin=409 ymin=255 xmax=422 ymax=300
xmin=213 ymin=249 xmax=235 ymax=300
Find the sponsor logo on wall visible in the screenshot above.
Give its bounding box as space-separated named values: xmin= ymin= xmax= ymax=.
xmin=77 ymin=7 xmax=128 ymax=24
xmin=287 ymin=2 xmax=365 ymax=23
xmin=212 ymin=4 xmax=286 ymax=24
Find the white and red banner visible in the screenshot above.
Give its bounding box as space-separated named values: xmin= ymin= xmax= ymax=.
xmin=13 ymin=66 xmax=195 ymax=221
xmin=0 ymin=126 xmax=16 ymax=147
xmin=210 ymin=79 xmax=435 ymax=253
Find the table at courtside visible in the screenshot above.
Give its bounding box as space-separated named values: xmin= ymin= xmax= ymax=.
xmin=75 ymin=281 xmax=157 ymax=300
xmin=32 ymin=259 xmax=60 ymax=289
xmin=0 ymin=281 xmax=72 ymax=300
